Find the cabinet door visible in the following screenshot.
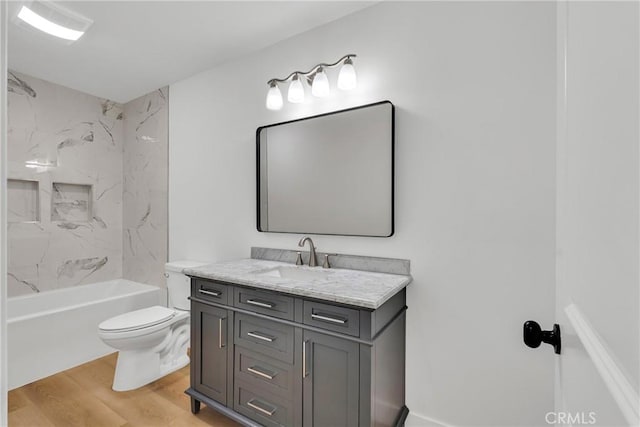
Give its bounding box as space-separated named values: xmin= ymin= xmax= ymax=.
xmin=192 ymin=302 xmax=229 ymax=405
xmin=302 ymin=330 xmax=359 ymax=427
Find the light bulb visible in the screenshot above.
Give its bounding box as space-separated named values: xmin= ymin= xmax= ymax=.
xmin=288 ymin=74 xmax=304 ymax=103
xmin=311 ymin=67 xmax=330 ymax=98
xmin=337 ymin=58 xmax=357 ymax=91
xmin=266 ymin=81 xmax=283 ymax=110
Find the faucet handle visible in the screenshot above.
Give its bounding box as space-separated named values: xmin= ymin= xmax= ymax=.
xmin=296 ymin=252 xmax=303 ymax=266
xmin=322 ymin=254 xmax=331 ymax=269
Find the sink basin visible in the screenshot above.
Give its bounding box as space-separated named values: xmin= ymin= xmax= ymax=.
xmin=256 ymin=266 xmax=332 ymax=281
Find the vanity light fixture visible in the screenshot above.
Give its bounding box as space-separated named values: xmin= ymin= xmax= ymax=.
xmin=311 ymin=67 xmax=330 ymax=98
xmin=265 ymin=81 xmax=283 ymax=110
xmin=288 ymin=74 xmax=305 ymax=103
xmin=14 ymin=1 xmax=93 ymax=42
xmin=337 ymin=57 xmax=357 ymax=90
xmin=265 ymin=54 xmax=357 ymax=110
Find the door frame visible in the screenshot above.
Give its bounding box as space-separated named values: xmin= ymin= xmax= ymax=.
xmin=1 ymin=1 xmax=9 ymax=425
xmin=554 ymin=2 xmax=639 ymax=425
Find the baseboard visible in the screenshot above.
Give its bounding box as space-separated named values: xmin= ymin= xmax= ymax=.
xmin=405 ymin=411 xmax=452 ymax=427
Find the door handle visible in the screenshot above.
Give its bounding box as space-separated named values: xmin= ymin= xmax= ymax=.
xmin=523 ymin=321 xmax=561 ymax=354
xmin=219 ymin=318 xmax=226 ymax=348
xmin=302 ymin=340 xmax=310 ymax=378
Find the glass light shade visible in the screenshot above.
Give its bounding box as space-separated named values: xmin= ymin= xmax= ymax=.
xmin=288 ymin=75 xmax=304 ymax=103
xmin=17 ymin=6 xmax=85 ymax=41
xmin=266 ymin=83 xmax=283 ymax=110
xmin=337 ymin=59 xmax=357 ymax=90
xmin=311 ymin=68 xmax=330 ymax=98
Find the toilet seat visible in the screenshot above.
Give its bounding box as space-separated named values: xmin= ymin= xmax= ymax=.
xmin=99 ymin=306 xmax=176 ymax=333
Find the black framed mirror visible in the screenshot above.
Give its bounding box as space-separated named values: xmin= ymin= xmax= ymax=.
xmin=257 ymin=100 xmax=394 ymax=237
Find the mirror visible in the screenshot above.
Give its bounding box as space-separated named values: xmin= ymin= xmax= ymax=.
xmin=257 ymin=101 xmax=394 ymax=237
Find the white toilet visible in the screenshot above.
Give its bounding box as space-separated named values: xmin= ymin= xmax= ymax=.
xmin=98 ymin=261 xmax=206 ymax=391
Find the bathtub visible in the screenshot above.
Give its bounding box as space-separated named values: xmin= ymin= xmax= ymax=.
xmin=7 ymin=279 xmax=163 ymax=390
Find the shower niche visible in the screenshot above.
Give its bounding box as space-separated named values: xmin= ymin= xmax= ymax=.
xmin=7 ymin=179 xmax=39 ymax=223
xmin=51 ymin=182 xmax=92 ymax=222
xmin=6 ymin=180 xmax=94 ymax=223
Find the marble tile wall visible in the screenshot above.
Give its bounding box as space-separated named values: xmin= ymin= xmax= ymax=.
xmin=7 ymin=71 xmax=124 ymax=296
xmin=122 ymin=88 xmax=168 ymax=289
xmin=51 ymin=183 xmax=92 ymax=222
xmin=7 ymin=179 xmax=39 ymax=223
xmin=7 ymin=71 xmax=168 ymax=297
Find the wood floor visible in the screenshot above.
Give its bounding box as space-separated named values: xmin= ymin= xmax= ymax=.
xmin=8 ymin=353 xmax=240 ymax=427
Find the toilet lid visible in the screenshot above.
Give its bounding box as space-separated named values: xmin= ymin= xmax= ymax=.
xmin=99 ymin=306 xmax=176 ymax=332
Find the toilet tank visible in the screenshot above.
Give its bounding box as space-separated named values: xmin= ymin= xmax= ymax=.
xmin=165 ymin=261 xmax=208 ymax=311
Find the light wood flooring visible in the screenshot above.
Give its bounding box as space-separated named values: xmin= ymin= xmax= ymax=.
xmin=8 ymin=353 xmax=240 ymax=427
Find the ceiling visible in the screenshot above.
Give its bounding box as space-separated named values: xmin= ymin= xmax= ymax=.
xmin=7 ymin=1 xmax=374 ymax=103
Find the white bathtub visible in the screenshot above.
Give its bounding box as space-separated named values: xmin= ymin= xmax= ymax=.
xmin=7 ymin=279 xmax=163 ymax=390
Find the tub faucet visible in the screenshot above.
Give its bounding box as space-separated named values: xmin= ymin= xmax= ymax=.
xmin=298 ymin=237 xmax=318 ymax=267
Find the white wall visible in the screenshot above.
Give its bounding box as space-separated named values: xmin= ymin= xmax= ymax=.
xmin=169 ymin=2 xmax=557 ymax=426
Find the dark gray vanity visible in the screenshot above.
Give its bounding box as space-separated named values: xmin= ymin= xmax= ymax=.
xmin=184 ymin=248 xmax=410 ymax=427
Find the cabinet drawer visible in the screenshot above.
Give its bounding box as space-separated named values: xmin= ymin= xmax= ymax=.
xmin=235 ymin=380 xmax=293 ymax=427
xmin=234 ymin=287 xmax=294 ymax=321
xmin=235 ymin=347 xmax=293 ymax=397
xmin=235 ymin=313 xmax=294 ymax=363
xmin=303 ymin=300 xmax=360 ymax=337
xmin=193 ymin=279 xmax=230 ymax=305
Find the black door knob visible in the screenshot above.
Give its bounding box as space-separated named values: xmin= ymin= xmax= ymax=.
xmin=523 ymin=321 xmax=561 ymax=354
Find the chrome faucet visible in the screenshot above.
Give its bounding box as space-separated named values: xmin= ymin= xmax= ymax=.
xmin=298 ymin=236 xmax=318 ymax=267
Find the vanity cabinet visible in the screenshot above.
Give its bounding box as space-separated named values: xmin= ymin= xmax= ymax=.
xmin=187 ymin=277 xmax=408 ymax=427
xmin=302 ymin=330 xmax=360 ymax=426
xmin=191 ymin=302 xmax=230 ymax=408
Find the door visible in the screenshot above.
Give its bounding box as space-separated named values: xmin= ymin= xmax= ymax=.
xmin=553 ymin=2 xmax=639 ymax=425
xmin=302 ymin=330 xmax=359 ymax=427
xmin=192 ymin=302 xmax=229 ymax=405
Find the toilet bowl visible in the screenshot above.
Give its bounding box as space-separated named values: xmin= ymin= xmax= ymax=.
xmin=98 ymin=305 xmax=190 ymax=391
xmin=98 ymin=261 xmax=207 ymax=391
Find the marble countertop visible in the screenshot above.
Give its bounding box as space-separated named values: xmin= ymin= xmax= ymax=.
xmin=183 ymin=259 xmax=412 ymax=309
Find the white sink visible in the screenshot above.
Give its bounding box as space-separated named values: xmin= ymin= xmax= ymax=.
xmin=256 ymin=266 xmax=332 ymax=281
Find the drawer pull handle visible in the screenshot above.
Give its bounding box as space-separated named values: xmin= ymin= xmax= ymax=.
xmin=303 ymin=340 xmax=309 ymax=378
xmin=246 ymin=299 xmax=274 ymax=309
xmin=311 ymin=313 xmax=347 ymax=324
xmin=247 ymin=399 xmax=276 ymax=416
xmin=247 ymin=331 xmax=275 ymax=342
xmin=247 ymin=366 xmax=275 ymax=380
xmin=218 ymin=318 xmax=226 ymax=348
xmin=199 ymin=289 xmax=221 ymax=297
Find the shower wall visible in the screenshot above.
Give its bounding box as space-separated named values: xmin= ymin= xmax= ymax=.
xmin=123 ymin=89 xmax=168 ymax=289
xmin=7 ymin=71 xmax=168 ymax=297
xmin=7 ymin=71 xmax=124 ymax=296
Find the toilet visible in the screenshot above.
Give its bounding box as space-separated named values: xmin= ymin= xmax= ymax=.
xmin=98 ymin=261 xmax=206 ymax=391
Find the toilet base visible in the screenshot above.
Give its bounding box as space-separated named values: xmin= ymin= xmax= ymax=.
xmin=111 ymin=321 xmax=191 ymax=391
xmin=112 ymin=350 xmax=190 ymax=391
